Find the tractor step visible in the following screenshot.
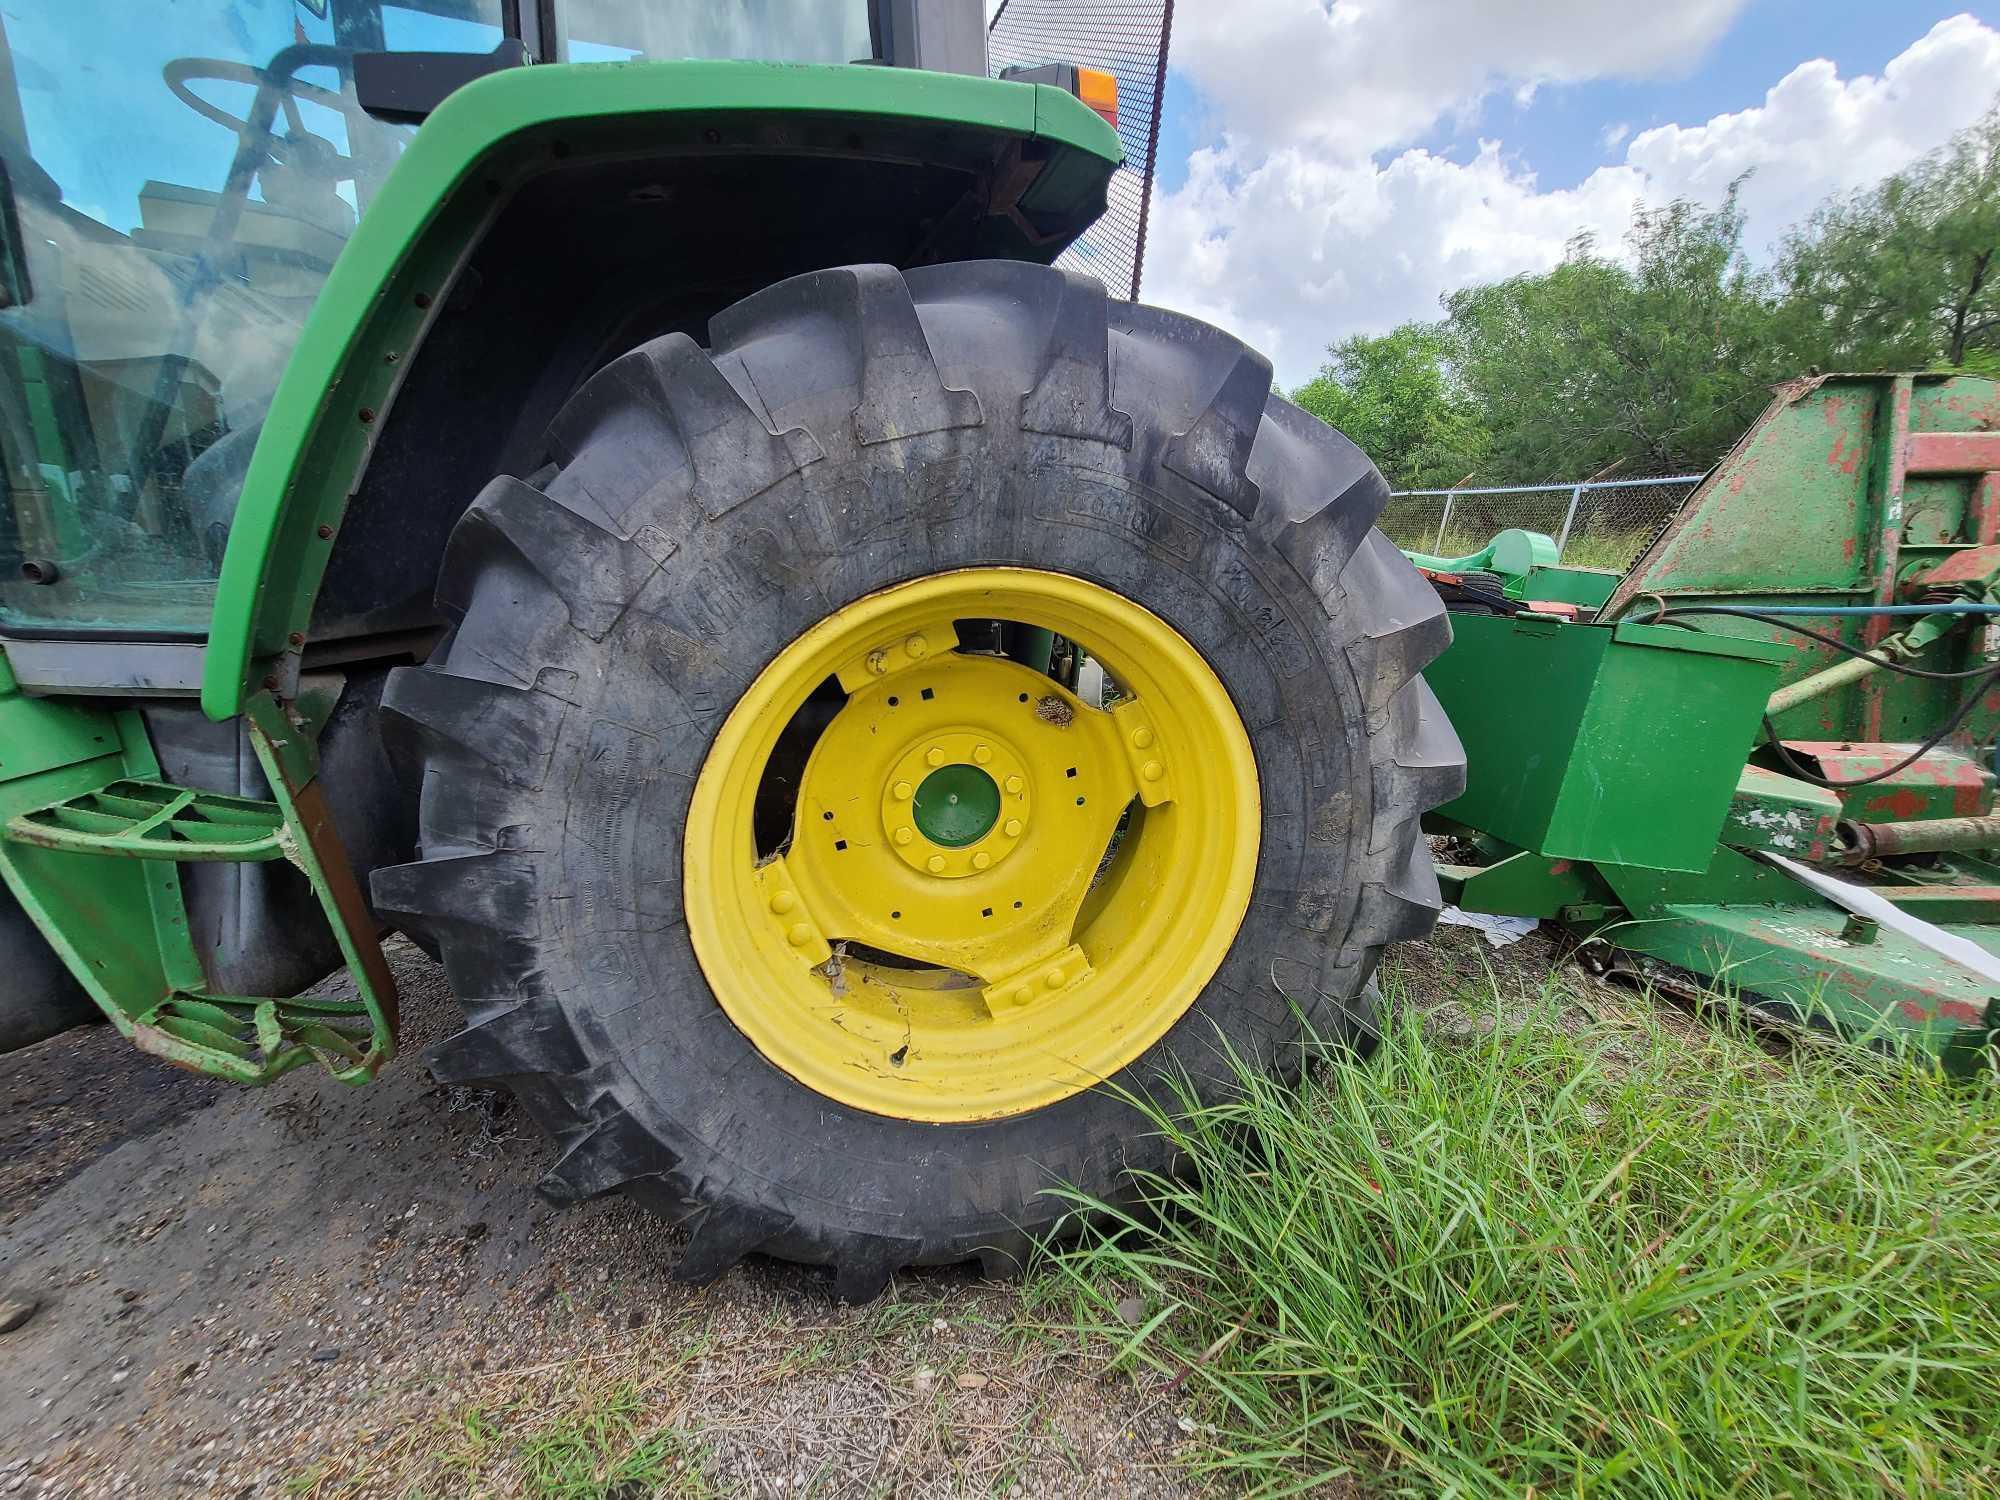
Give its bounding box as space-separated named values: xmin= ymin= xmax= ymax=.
xmin=125 ymin=991 xmax=383 ymax=1086
xmin=6 ymin=779 xmax=288 ymax=861
xmin=0 ymin=689 xmax=397 ymax=1086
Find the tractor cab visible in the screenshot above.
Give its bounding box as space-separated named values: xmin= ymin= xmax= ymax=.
xmin=0 ymin=1 xmax=892 ymax=637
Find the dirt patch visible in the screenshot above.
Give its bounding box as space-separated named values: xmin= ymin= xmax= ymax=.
xmin=0 ymin=940 xmax=1204 ymax=1498
xmin=0 ymin=1022 xmax=220 ymax=1230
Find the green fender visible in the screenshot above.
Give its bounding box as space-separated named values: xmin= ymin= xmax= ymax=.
xmin=201 ymin=60 xmax=1123 ymax=721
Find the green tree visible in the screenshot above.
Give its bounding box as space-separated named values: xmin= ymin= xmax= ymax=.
xmin=1443 ymin=187 xmax=1797 ymax=481
xmin=1289 ymin=325 xmax=1485 ymax=488
xmin=1780 ymin=103 xmax=2000 ymax=370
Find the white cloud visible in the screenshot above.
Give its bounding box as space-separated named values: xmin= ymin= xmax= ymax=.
xmin=1627 ymin=14 xmax=2000 ymax=256
xmin=1141 ymin=8 xmax=2000 ymax=387
xmin=1601 ymin=122 xmax=1631 ymax=150
xmin=1168 ymin=0 xmax=1746 ymax=160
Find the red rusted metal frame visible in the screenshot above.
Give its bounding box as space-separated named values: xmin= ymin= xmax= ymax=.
xmin=1905 ymin=430 xmax=2000 ymax=477
xmin=1860 ymin=376 xmax=1915 ymax=738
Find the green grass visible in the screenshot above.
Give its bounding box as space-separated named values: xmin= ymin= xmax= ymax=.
xmin=1034 ymin=986 xmax=2000 ymax=1497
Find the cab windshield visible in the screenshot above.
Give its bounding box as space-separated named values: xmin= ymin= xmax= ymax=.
xmin=0 ymin=0 xmax=875 ymax=635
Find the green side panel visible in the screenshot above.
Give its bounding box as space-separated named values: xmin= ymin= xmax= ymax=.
xmin=0 ymin=688 xmax=191 ymax=1030
xmin=1424 ymin=612 xmax=1788 ymax=872
xmin=1721 ymin=765 xmax=1843 ymax=860
xmin=1601 ymin=373 xmax=2000 ymax=748
xmin=202 ymin=62 xmax=1123 ymax=721
xmin=1606 ymin=899 xmax=2000 ymax=1075
xmin=1512 ymin=565 xmax=1620 ymax=608
xmin=1437 ymin=847 xmax=1612 ymax=919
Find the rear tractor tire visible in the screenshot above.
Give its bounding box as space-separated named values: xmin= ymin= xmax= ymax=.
xmin=373 ymin=260 xmax=1464 ymax=1299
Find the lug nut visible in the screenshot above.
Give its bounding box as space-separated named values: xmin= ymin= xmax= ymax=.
xmin=971 ymin=851 xmax=992 ymax=870
xmin=1005 ymin=774 xmax=1023 ymax=795
xmin=893 ymin=780 xmax=913 ymax=800
xmin=1003 ymin=818 xmax=1023 ymax=838
xmin=926 ymin=746 xmax=946 ymax=767
xmin=1142 ymin=760 xmax=1164 ymax=782
xmin=769 ymin=891 xmax=796 ymax=915
xmin=894 ymin=827 xmax=914 ymax=846
xmin=973 ymin=744 xmax=992 ymax=764
xmin=926 ymin=854 xmax=947 ymax=873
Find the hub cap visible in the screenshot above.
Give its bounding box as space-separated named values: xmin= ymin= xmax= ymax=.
xmin=683 ymin=567 xmax=1261 ymax=1122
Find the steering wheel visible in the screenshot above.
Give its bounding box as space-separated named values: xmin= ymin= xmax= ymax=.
xmin=163 ymin=52 xmax=362 ymax=187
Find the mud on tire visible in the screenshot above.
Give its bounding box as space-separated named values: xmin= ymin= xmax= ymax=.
xmin=372 ymin=261 xmax=1465 ymax=1299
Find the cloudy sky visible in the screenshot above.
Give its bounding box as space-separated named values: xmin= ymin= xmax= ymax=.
xmin=1090 ymin=2 xmax=2000 ymax=387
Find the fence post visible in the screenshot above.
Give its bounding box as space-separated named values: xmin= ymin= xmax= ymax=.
xmin=1555 ymin=483 xmax=1585 ymax=558
xmin=1434 ymin=491 xmax=1455 ymax=554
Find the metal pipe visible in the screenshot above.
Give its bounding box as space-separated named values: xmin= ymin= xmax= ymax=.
xmin=1554 ymin=482 xmax=1583 ymax=557
xmin=1669 ymin=603 xmax=2000 ymax=618
xmin=1387 ymin=474 xmax=1704 ymax=500
xmin=1835 ymin=814 xmax=2000 ymax=865
xmin=1766 ymin=652 xmax=1885 ymax=717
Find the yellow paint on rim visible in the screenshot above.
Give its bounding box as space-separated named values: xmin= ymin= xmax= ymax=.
xmin=683 ymin=568 xmax=1260 ymax=1122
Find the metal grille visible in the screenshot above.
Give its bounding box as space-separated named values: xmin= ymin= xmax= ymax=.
xmin=988 ymin=0 xmax=1174 ymax=300
xmin=1380 ymin=476 xmax=1706 ymax=572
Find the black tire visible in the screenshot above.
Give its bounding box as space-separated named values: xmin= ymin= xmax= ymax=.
xmin=372 ymin=261 xmax=1464 ymax=1298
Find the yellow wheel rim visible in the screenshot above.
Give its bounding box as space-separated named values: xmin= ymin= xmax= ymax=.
xmin=684 ymin=568 xmax=1260 ymax=1122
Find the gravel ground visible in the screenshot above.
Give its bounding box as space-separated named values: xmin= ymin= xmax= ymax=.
xmin=0 ymin=916 xmax=1635 ymax=1498
xmin=0 ymin=939 xmax=1212 ymax=1499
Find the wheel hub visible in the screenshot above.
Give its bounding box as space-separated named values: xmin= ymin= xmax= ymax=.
xmin=683 ymin=568 xmax=1260 ymax=1122
xmin=911 ymin=764 xmax=1000 ymax=848
xmin=875 ymin=723 xmax=1032 ymax=878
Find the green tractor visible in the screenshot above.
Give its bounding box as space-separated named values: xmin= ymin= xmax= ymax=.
xmin=0 ymin=0 xmax=1463 ymax=1296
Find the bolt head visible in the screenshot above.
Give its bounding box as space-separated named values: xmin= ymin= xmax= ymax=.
xmin=905 ymin=634 xmax=929 ymax=660
xmin=926 ymin=854 xmax=947 ymax=873
xmin=971 ymin=850 xmax=992 ymax=870
xmin=1005 ymin=774 xmax=1024 ymax=795
xmin=892 ymin=780 xmax=913 ymax=800
xmin=1142 ymin=759 xmax=1164 ymax=782
xmin=786 ymin=922 xmax=812 ymax=946
xmin=867 ymin=651 xmax=889 ymax=675
xmin=973 ymin=744 xmax=992 ymax=764
xmin=769 ymin=891 xmax=796 ymax=915
xmin=926 ymin=746 xmax=946 ymax=767
xmin=1003 ymin=818 xmax=1023 ymax=838
xmin=894 ymin=827 xmax=914 ymax=846
xmin=1133 ymin=726 xmax=1155 ymax=749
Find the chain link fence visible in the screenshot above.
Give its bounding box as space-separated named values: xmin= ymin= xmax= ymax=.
xmin=1378 ymin=475 xmax=1705 ymax=572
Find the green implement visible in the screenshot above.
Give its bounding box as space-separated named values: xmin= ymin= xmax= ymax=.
xmin=1418 ymin=372 xmax=2000 ymax=1071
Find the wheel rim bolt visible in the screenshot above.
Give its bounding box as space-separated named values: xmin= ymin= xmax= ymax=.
xmin=894 ymin=827 xmax=914 ymax=846
xmin=892 ymin=780 xmax=912 ymax=800
xmin=926 ymin=746 xmax=946 ymax=767
xmin=906 ymin=634 xmax=929 ymax=660
xmin=1043 ymin=967 xmax=1065 ymax=989
xmin=1003 ymin=818 xmax=1022 ymax=838
xmin=786 ymin=922 xmax=812 ymax=946
xmin=926 ymin=854 xmax=947 ymax=873
xmin=769 ymin=891 xmax=796 ymax=915
xmin=1132 ymin=726 xmax=1155 ymax=749
xmin=1004 ymin=774 xmax=1023 ymax=795
xmin=971 ymin=851 xmax=991 ymax=870
xmin=1141 ymin=760 xmax=1164 ymax=782
xmin=973 ymin=744 xmax=992 ymax=764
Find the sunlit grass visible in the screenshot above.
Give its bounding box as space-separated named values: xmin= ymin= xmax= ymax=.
xmin=1034 ymin=985 xmax=2000 ymax=1497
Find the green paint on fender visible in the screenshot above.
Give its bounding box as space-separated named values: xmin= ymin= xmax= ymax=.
xmin=202 ymin=61 xmax=1122 ymax=721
